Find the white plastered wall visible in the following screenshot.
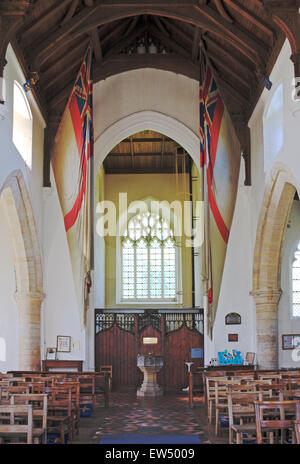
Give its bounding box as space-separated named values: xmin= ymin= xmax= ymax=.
xmin=0 ymin=45 xmax=86 ymax=370
xmin=210 ymin=39 xmax=300 ymax=367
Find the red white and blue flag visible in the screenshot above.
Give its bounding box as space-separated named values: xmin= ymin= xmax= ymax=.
xmin=199 ymin=50 xmax=241 ymax=338
xmin=51 ymin=44 xmax=93 ymax=326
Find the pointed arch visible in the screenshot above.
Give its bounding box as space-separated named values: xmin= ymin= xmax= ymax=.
xmin=0 ymin=170 xmax=44 ymax=370
xmin=251 ymin=163 xmax=298 ymax=369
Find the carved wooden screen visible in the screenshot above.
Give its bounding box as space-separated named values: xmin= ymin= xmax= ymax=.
xmin=95 ymin=310 xmax=204 ymax=391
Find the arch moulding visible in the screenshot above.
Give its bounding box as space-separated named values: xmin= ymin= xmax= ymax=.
xmin=94 ymin=110 xmax=200 ymax=181
xmin=251 ymin=163 xmax=298 ymax=369
xmin=0 ymin=170 xmax=44 ymax=370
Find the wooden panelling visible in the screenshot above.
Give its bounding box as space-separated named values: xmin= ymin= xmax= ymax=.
xmin=95 ymin=310 xmax=204 ymax=391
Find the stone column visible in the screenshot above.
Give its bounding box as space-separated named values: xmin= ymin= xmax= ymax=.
xmin=251 ymin=289 xmax=282 ymax=370
xmin=15 ymin=292 xmax=45 ymax=371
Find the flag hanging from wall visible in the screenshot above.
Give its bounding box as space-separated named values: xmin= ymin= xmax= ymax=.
xmin=199 ymin=49 xmax=241 ymax=339
xmin=51 ymin=44 xmax=93 ymax=327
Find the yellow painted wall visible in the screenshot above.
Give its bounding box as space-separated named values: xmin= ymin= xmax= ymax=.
xmin=98 ymin=172 xmax=194 ymax=309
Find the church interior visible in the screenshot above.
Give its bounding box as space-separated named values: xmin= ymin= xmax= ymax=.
xmin=0 ymin=0 xmax=300 ymax=446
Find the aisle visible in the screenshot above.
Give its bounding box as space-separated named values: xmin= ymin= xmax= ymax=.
xmin=73 ymin=391 xmax=227 ymax=444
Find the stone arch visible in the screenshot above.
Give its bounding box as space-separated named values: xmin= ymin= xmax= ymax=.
xmin=0 ymin=170 xmax=44 ymax=370
xmin=251 ymin=163 xmax=298 ymax=369
xmin=94 ymin=110 xmax=200 ymax=179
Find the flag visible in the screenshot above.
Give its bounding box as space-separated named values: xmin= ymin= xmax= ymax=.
xmin=199 ymin=49 xmax=241 ymax=339
xmin=51 ymin=44 xmax=93 ymax=327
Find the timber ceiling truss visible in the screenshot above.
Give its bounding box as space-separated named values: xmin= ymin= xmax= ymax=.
xmin=0 ymin=0 xmax=300 ymax=187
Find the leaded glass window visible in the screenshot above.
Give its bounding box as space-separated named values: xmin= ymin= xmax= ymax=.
xmin=292 ymin=242 xmax=300 ymax=317
xmin=121 ymin=212 xmax=177 ymax=302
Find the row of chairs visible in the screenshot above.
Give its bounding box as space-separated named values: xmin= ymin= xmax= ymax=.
xmin=0 ymin=370 xmax=111 ymax=444
xmin=190 ymin=368 xmax=300 ymax=444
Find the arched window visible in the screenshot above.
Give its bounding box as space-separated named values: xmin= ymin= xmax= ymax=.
xmin=12 ymin=81 xmax=33 ymax=168
xmin=292 ymin=242 xmax=300 ymax=317
xmin=121 ymin=211 xmax=177 ymax=302
xmin=263 ymin=84 xmax=284 ymax=172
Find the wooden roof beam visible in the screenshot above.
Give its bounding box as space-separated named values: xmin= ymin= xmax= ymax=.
xmin=123 ymin=16 xmax=140 ymax=37
xmin=222 ymin=0 xmax=276 ymax=42
xmin=20 ymin=0 xmax=73 ymax=42
xmin=208 ymin=51 xmax=251 ymax=92
xmin=262 ymin=0 xmax=300 ymax=88
xmin=152 ymin=16 xmax=170 ymax=37
xmin=149 ymin=24 xmax=192 ymax=60
xmin=28 ymin=4 xmax=267 ymax=68
xmin=42 ymin=54 xmax=86 ymax=92
xmin=101 ymin=17 xmax=132 ymax=46
xmin=160 ymin=17 xmax=193 ymax=45
xmin=104 ymin=23 xmax=149 ymax=58
xmin=194 ymin=3 xmax=269 ymax=61
xmin=61 ymin=0 xmax=80 ymax=26
xmin=212 ymin=0 xmax=233 ymax=23
xmin=41 ymin=36 xmax=90 ymax=79
xmin=204 ymin=35 xmax=254 ymax=76
xmin=192 ymin=26 xmax=201 ymax=60
xmin=95 ymin=53 xmax=200 ymax=86
xmin=90 ymin=28 xmax=103 ymax=62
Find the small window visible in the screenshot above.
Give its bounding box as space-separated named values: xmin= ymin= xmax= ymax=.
xmin=121 ymin=211 xmax=177 ymax=302
xmin=13 ymin=81 xmax=32 ymax=168
xmin=225 ymin=313 xmax=241 ymax=325
xmin=292 ymin=242 xmax=300 ymax=317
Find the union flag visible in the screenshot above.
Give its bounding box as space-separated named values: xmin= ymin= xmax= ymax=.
xmin=199 ymin=50 xmax=241 ymax=339
xmin=51 ymin=44 xmax=93 ymax=327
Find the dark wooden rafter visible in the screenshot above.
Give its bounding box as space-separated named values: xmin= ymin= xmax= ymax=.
xmin=104 ymin=23 xmax=149 ymax=58
xmin=223 ymin=0 xmax=276 ymax=42
xmin=148 ymin=24 xmax=191 ymax=60
xmin=61 ymin=0 xmax=80 ymax=26
xmin=20 ymin=0 xmax=73 ymax=42
xmin=192 ymin=27 xmax=201 ymax=61
xmin=262 ymin=0 xmax=300 ymax=98
xmin=90 ymin=28 xmax=103 ymax=62
xmin=1 ymin=0 xmax=297 ymax=186
xmin=207 ymin=49 xmax=251 ymax=92
xmin=101 ymin=18 xmax=132 ymax=47
xmin=84 ymin=0 xmax=102 ymax=62
xmin=123 ymin=15 xmax=140 ymax=37
xmin=0 ymin=1 xmax=32 ymax=78
xmin=93 ymin=54 xmax=200 ymax=82
xmin=152 ymin=16 xmax=170 ymax=37
xmin=211 ymin=0 xmax=234 ymax=23
xmin=28 ymin=3 xmax=271 ymax=69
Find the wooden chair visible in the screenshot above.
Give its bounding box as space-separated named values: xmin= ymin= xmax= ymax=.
xmin=0 ymin=404 xmax=33 ymax=444
xmin=214 ymin=379 xmax=241 ymax=436
xmin=46 ymin=386 xmax=74 ymax=444
xmin=10 ymin=394 xmax=47 ymax=443
xmin=77 ymin=374 xmax=96 ymax=408
xmin=205 ymin=375 xmax=229 ymax=424
xmin=254 ymin=400 xmax=298 ymax=444
xmin=94 ymin=373 xmax=110 ymax=408
xmin=257 ymin=373 xmax=282 ymax=384
xmin=49 ymin=381 xmax=80 ymax=437
xmin=99 ymin=365 xmax=113 ymax=391
xmin=0 ymin=385 xmax=30 ymax=403
xmin=228 ymin=391 xmax=262 ymax=444
xmin=294 ymin=421 xmax=300 ymax=444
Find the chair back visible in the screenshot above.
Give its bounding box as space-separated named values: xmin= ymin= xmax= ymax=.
xmin=0 ymin=404 xmax=33 ymax=444
xmin=10 ymin=393 xmax=48 ymax=430
xmin=254 ymin=400 xmax=298 ymax=444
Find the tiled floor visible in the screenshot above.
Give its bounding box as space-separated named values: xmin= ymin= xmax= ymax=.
xmin=73 ymin=391 xmax=228 ymax=444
